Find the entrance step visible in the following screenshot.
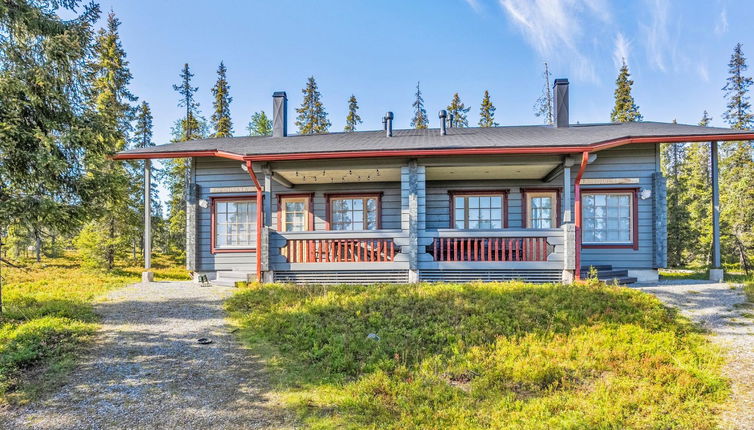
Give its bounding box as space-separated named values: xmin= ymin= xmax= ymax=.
xmin=211 ymin=271 xmax=252 ymax=287
xmin=580 ymin=265 xmax=637 ymax=285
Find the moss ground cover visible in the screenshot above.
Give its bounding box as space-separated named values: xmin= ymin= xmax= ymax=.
xmin=227 ymin=281 xmax=728 ymax=429
xmin=0 ymin=253 xmax=188 ymax=403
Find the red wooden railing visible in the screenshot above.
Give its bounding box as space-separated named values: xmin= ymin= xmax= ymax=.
xmin=429 ymin=237 xmax=550 ymax=262
xmin=282 ymin=238 xmax=396 ymax=263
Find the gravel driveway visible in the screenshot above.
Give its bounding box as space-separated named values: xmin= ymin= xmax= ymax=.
xmin=633 ymin=280 xmax=754 ymax=430
xmin=0 ymin=281 xmax=291 ymax=430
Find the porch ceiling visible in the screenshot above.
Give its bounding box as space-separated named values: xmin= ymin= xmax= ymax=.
xmin=426 ymin=164 xmax=559 ymax=180
xmin=274 ymin=167 xmax=402 ymax=184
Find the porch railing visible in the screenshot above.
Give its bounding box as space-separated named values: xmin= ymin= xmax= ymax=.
xmin=277 ymin=231 xmax=400 ymax=263
xmin=427 ymin=229 xmax=560 ymax=263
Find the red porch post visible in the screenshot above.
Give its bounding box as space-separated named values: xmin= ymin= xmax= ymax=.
xmin=245 ymin=160 xmax=263 ymax=282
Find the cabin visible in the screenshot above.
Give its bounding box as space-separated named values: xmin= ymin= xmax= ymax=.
xmin=115 ymin=79 xmax=754 ymax=285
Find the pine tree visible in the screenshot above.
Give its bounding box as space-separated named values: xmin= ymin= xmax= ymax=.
xmin=447 ymin=93 xmax=470 ymax=128
xmin=478 ymin=90 xmax=498 ymax=127
xmin=720 ymin=43 xmax=754 ymax=272
xmin=210 ymin=61 xmax=233 ymax=138
xmin=411 ymin=81 xmax=428 ymax=129
xmin=661 ymin=119 xmax=689 ymax=267
xmin=247 ymin=111 xmax=273 ymax=136
xmin=133 ymin=101 xmax=154 ymax=148
xmin=610 ymin=59 xmax=643 ymax=123
xmin=344 ymin=94 xmax=362 ymax=132
xmin=83 ymin=11 xmax=139 ymax=269
xmin=533 ymin=62 xmax=553 ymax=125
xmin=295 ymin=76 xmax=330 ymax=135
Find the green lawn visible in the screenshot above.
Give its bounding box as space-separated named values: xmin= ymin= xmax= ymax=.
xmin=226 ymin=281 xmax=728 ymax=429
xmin=0 ymin=253 xmax=189 ymax=404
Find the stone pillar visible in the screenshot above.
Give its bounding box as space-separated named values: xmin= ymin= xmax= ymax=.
xmin=402 ymin=160 xmax=425 ymax=283
xmin=710 ymin=141 xmax=723 ymax=282
xmin=185 ymin=157 xmax=198 ymax=273
xmin=562 ymin=158 xmax=573 ymax=223
xmin=652 ymin=172 xmax=668 ymax=269
xmin=263 ymin=165 xmax=273 ymax=227
xmin=142 ymin=159 xmax=154 ymax=283
xmin=562 ymin=223 xmax=576 ymax=283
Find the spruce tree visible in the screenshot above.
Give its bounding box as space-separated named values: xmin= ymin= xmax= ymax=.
xmin=83 ymin=11 xmax=139 ymax=269
xmin=344 ymin=94 xmax=362 ymax=132
xmin=533 ymin=62 xmax=553 ymax=125
xmin=0 ymin=0 xmax=101 ymax=270
xmin=610 ymin=59 xmax=643 ymax=123
xmin=661 ymin=119 xmax=689 ymax=267
xmin=247 ymin=111 xmax=273 ymax=136
xmin=411 ymin=81 xmax=428 ymax=129
xmin=133 ymin=102 xmax=154 ymax=148
xmin=681 ymin=111 xmax=714 ymax=265
xmin=720 ymin=43 xmax=754 ymax=272
xmin=295 ymin=76 xmax=330 ymax=135
xmin=478 ymin=90 xmax=498 ymax=127
xmin=210 ymin=61 xmax=233 ymax=138
xmin=173 ymin=63 xmax=201 ymax=140
xmin=447 ymin=93 xmax=470 ymax=128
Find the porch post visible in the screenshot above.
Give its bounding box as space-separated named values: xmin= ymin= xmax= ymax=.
xmin=263 ymin=165 xmax=273 ymax=227
xmin=402 ymin=159 xmax=425 ymax=283
xmin=562 ymin=157 xmax=574 ymax=223
xmin=142 ymin=159 xmax=153 ymax=282
xmin=710 ymin=141 xmax=723 ymax=282
xmin=185 ymin=157 xmax=198 ymax=275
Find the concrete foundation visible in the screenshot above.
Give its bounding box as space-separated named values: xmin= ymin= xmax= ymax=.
xmin=561 ymin=269 xmax=575 ymax=284
xmin=141 ymin=271 xmax=154 ymax=283
xmin=627 ymin=269 xmax=659 ymax=283
xmin=709 ymin=268 xmax=724 ymax=283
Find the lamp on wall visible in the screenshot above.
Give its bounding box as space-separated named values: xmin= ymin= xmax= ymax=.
xmin=240 ymin=163 xmax=248 ymax=172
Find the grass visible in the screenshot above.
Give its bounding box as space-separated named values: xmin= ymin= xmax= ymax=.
xmin=0 ymin=252 xmax=189 ymax=404
xmin=226 ymin=281 xmax=728 ymax=429
xmin=660 ymin=268 xmax=749 ymax=283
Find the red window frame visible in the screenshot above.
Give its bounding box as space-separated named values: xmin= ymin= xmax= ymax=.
xmin=580 ymin=187 xmax=639 ymax=250
xmin=448 ymin=190 xmax=509 ymax=229
xmin=276 ymin=192 xmax=315 ymax=232
xmin=521 ymin=188 xmax=562 ymax=229
xmin=324 ymin=192 xmax=383 ymax=231
xmin=210 ymin=195 xmax=258 ymax=254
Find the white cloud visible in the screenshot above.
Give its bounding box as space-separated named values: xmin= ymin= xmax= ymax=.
xmin=464 ymin=0 xmax=483 ymax=13
xmin=642 ymin=0 xmax=672 ymax=71
xmin=715 ymin=7 xmax=728 ymax=35
xmin=697 ymin=63 xmax=710 ymax=82
xmin=613 ymin=33 xmax=630 ymax=67
xmin=497 ymin=0 xmax=612 ymax=81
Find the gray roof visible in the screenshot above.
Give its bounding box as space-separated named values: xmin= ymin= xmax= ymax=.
xmin=116 ymin=121 xmax=751 ymax=159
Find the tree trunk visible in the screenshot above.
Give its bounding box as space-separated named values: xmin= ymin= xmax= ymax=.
xmin=34 ymin=229 xmax=41 ymax=262
xmin=734 ymin=233 xmax=750 ymax=275
xmin=107 ymin=217 xmax=115 ymax=270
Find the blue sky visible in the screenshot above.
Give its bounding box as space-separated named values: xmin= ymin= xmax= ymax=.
xmin=81 ymin=0 xmax=751 ymax=202
xmin=89 ymin=0 xmax=752 ymax=142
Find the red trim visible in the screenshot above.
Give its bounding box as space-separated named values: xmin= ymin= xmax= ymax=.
xmin=324 ymin=192 xmax=383 ymax=230
xmin=112 ymin=133 xmax=754 ymax=162
xmin=210 ymin=195 xmax=258 ymax=254
xmin=521 ymin=188 xmax=562 ymax=228
xmin=245 ymin=160 xmax=264 ymax=281
xmin=276 ymin=193 xmax=315 ymax=232
xmin=579 ymin=187 xmax=640 ymax=250
xmin=448 ymin=190 xmax=510 ymax=229
xmin=574 ymin=152 xmax=590 ymax=280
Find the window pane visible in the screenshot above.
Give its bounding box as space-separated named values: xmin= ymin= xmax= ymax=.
xmin=455 ymin=197 xmax=465 ymax=209
xmin=491 ymin=197 xmax=502 ymax=209
xmin=469 ymin=197 xmax=480 ymax=208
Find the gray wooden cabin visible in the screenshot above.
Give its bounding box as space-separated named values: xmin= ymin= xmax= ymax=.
xmin=116 ymin=80 xmax=753 ymax=285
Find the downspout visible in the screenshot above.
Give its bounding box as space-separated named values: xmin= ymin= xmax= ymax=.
xmin=573 ymin=151 xmax=590 ymax=281
xmin=245 ymin=160 xmax=263 ymax=282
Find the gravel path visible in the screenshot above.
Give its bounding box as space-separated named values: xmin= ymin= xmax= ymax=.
xmin=0 ymin=281 xmax=291 ymax=430
xmin=633 ymin=280 xmax=754 ymax=430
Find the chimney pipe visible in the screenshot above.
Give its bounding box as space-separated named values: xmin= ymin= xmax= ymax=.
xmin=553 ymin=78 xmax=569 ymax=128
xmin=438 ymin=110 xmax=447 ymax=135
xmin=272 ymin=91 xmax=287 ymax=137
xmin=448 ymin=113 xmax=454 ymax=128
xmin=385 ymin=111 xmax=393 ymax=137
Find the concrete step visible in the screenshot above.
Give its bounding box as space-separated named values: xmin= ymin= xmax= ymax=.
xmin=210 ymin=278 xmax=238 ymax=287
xmin=580 ymin=269 xmax=629 ymax=278
xmin=581 ymin=265 xmax=613 ymax=271
xmin=216 ymin=271 xmax=252 ymax=281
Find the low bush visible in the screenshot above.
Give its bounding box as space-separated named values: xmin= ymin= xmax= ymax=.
xmin=227 ymin=281 xmax=727 ymax=429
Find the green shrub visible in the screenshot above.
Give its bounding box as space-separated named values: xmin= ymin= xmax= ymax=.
xmin=227 ymin=282 xmax=727 ymax=429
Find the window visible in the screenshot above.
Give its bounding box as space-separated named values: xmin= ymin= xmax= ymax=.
xmin=523 ymin=189 xmax=559 ymax=229
xmin=327 ymin=194 xmax=381 ymax=231
xmin=450 ymin=192 xmax=507 ymax=229
xmin=277 ymin=194 xmax=313 ymax=232
xmin=212 ymin=197 xmax=256 ymax=252
xmin=582 ymin=189 xmax=637 ymax=248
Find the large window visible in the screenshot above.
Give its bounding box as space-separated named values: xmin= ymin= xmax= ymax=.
xmin=327 ymin=194 xmax=381 ymax=231
xmin=212 ymin=197 xmax=256 ymax=252
xmin=451 ymin=192 xmax=506 ymax=229
xmin=524 ymin=190 xmax=559 ymax=229
xmin=582 ymin=189 xmax=637 ymax=248
xmin=277 ymin=194 xmax=313 ymax=232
